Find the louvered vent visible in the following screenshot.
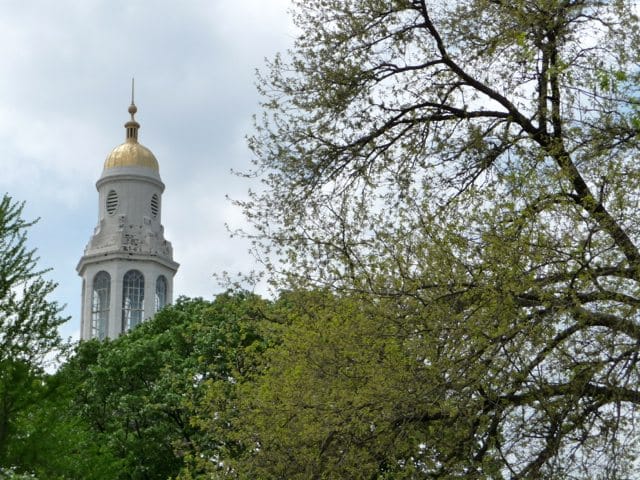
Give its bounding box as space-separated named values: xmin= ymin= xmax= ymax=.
xmin=106 ymin=190 xmax=119 ymax=215
xmin=151 ymin=193 xmax=159 ymax=218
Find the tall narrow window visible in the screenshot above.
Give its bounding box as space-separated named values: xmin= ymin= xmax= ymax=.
xmin=106 ymin=189 xmax=119 ymax=215
xmin=150 ymin=193 xmax=159 ymax=218
xmin=91 ymin=271 xmax=110 ymax=340
xmin=122 ymin=270 xmax=144 ymax=331
xmin=155 ymin=275 xmax=167 ymax=312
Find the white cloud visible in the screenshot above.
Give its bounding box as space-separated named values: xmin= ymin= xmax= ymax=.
xmin=0 ymin=0 xmax=295 ymax=339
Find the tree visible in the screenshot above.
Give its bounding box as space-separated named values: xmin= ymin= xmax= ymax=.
xmin=175 ymin=292 xmax=272 ymax=478
xmin=5 ymin=366 xmax=122 ymax=480
xmin=65 ymin=300 xmax=203 ymax=480
xmin=232 ymin=290 xmax=461 ymax=479
xmin=0 ymin=194 xmax=67 ymax=466
xmin=241 ymin=0 xmax=640 ymax=477
xmin=59 ymin=293 xmax=269 ymax=480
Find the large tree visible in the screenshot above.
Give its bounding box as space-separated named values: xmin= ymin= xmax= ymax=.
xmin=241 ymin=0 xmax=640 ymax=477
xmin=57 ymin=293 xmax=269 ymax=480
xmin=0 ymin=194 xmax=67 ymax=466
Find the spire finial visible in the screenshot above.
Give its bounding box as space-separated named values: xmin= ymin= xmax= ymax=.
xmin=128 ymin=77 xmax=137 ymax=120
xmin=125 ymin=78 xmax=140 ymax=142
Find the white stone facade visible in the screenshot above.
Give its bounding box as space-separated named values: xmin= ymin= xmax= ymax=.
xmin=77 ymin=103 xmax=179 ymax=340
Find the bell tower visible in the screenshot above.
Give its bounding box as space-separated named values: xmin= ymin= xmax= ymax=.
xmin=77 ymin=92 xmax=179 ymax=340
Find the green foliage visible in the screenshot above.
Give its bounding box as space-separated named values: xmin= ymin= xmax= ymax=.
xmin=0 ymin=467 xmax=38 ymax=479
xmin=0 ymin=195 xmax=67 ymax=369
xmin=0 ymin=194 xmax=68 ymax=471
xmin=231 ymin=290 xmax=483 ymax=479
xmin=174 ymin=292 xmax=273 ymax=478
xmin=5 ymin=370 xmax=121 ymax=480
xmin=57 ymin=292 xmax=270 ymax=480
xmin=239 ymin=0 xmax=640 ymax=477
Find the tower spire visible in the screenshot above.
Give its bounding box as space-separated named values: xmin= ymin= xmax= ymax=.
xmin=77 ymin=91 xmax=178 ymax=340
xmin=125 ymin=78 xmax=140 ymax=142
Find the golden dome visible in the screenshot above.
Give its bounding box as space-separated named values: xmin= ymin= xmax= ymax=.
xmin=103 ymin=92 xmax=159 ymax=171
xmin=104 ymin=141 xmax=159 ymax=171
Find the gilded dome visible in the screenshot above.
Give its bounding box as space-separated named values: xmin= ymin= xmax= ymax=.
xmin=103 ymin=96 xmax=159 ymax=171
xmin=104 ymin=141 xmax=159 ymax=171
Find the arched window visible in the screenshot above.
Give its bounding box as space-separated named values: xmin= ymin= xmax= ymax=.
xmin=122 ymin=270 xmax=144 ymax=331
xmin=155 ymin=275 xmax=167 ymax=312
xmin=91 ymin=271 xmax=110 ymax=340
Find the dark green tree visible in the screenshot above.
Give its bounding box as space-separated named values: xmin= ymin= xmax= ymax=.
xmin=177 ymin=292 xmax=271 ymax=479
xmin=241 ymin=0 xmax=640 ymax=477
xmin=0 ymin=194 xmax=67 ymax=467
xmin=5 ymin=365 xmax=122 ymax=480
xmin=60 ymin=293 xmax=269 ymax=480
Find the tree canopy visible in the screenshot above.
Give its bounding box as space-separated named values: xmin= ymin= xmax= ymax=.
xmin=239 ymin=0 xmax=640 ymax=477
xmin=46 ymin=293 xmax=270 ymax=480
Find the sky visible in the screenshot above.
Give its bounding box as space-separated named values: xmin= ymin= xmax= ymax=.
xmin=0 ymin=0 xmax=296 ymax=341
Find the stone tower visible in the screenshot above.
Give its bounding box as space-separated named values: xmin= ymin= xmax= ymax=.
xmin=77 ymin=96 xmax=179 ymax=340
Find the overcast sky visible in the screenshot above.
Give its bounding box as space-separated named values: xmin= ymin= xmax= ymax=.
xmin=0 ymin=0 xmax=295 ymax=340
